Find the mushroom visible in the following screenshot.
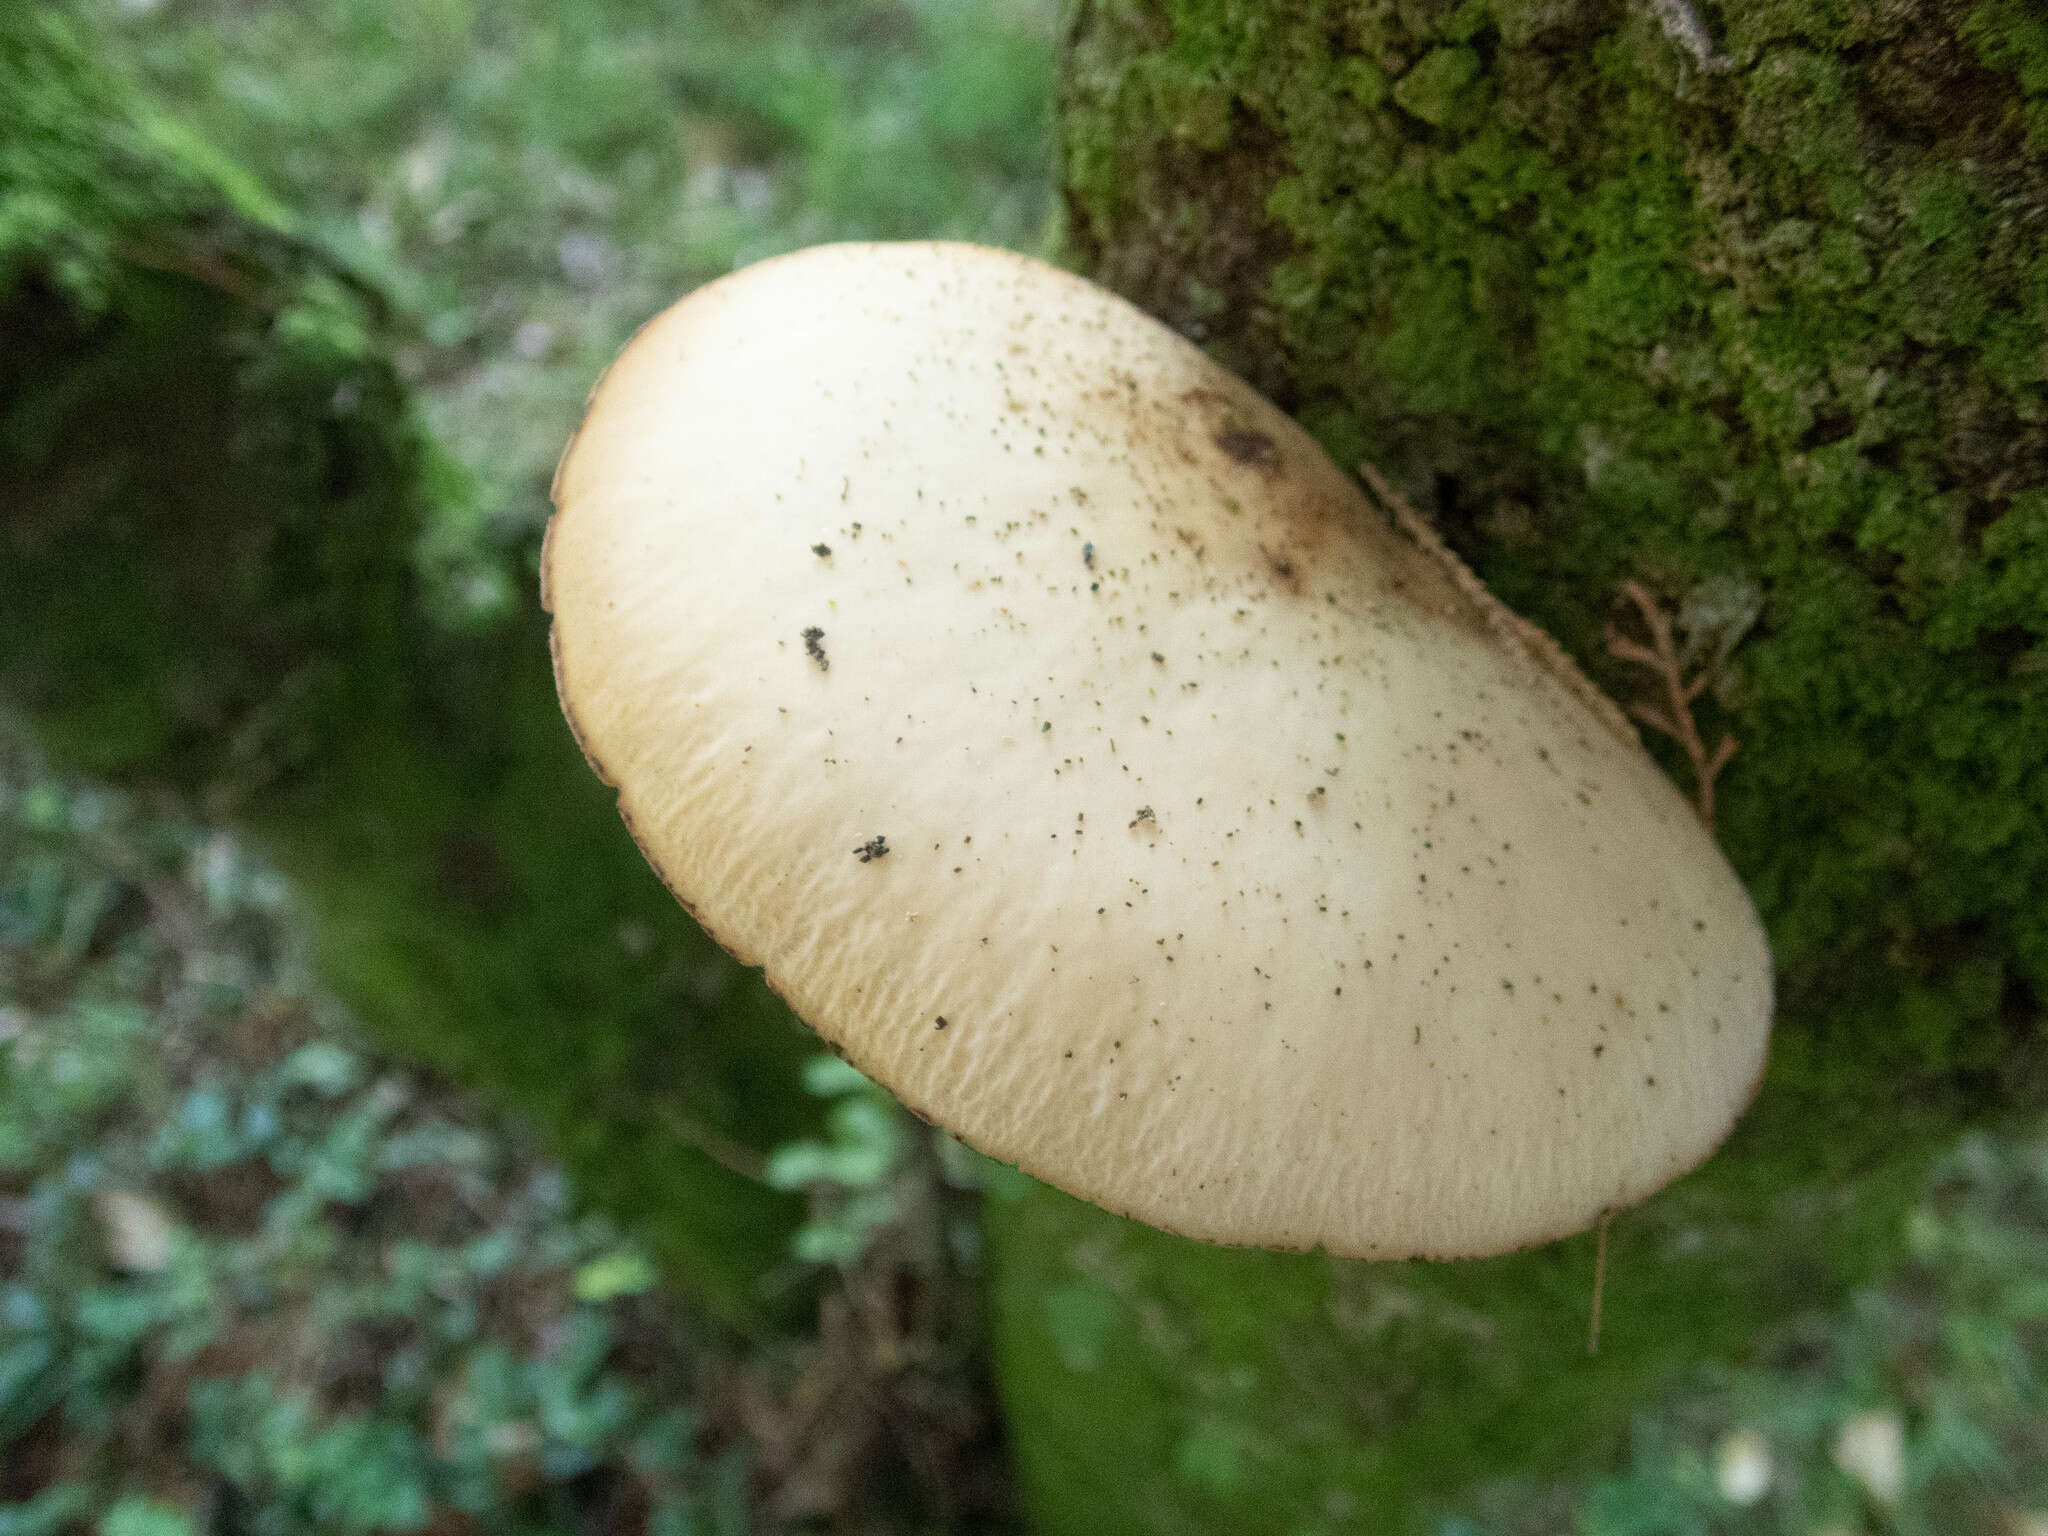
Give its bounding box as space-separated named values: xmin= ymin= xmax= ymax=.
xmin=543 ymin=242 xmax=1772 ymax=1260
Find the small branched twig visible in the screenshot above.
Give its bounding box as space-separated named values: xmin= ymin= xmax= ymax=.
xmin=1606 ymin=579 xmax=1737 ymax=827
xmin=652 ymin=1101 xmax=773 ymax=1185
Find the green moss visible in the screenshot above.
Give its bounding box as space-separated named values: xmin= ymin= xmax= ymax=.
xmin=1392 ymin=46 xmax=1485 ymax=127
xmin=1965 ymin=0 xmax=2048 ymax=151
xmin=0 ymin=8 xmax=815 ymax=1326
xmin=1040 ymin=0 xmax=2048 ymax=1525
xmin=1063 ymin=0 xmax=2048 ymax=1114
xmin=991 ymin=1085 xmax=1968 ymax=1534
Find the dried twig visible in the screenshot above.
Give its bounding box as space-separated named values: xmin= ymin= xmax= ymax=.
xmin=1357 ymin=461 xmax=1638 ymax=750
xmin=1606 ymin=579 xmax=1738 ymax=827
xmin=1588 ymin=1211 xmax=1612 ymax=1355
xmin=651 ymin=1101 xmax=773 ymax=1185
xmin=115 ymin=240 xmax=262 ymax=301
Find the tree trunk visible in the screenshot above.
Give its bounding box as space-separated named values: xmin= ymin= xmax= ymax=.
xmin=984 ymin=0 xmax=2048 ymax=1529
xmin=0 ymin=9 xmax=818 ymax=1329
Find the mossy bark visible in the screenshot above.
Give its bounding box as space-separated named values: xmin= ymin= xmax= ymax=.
xmin=985 ymin=0 xmax=2048 ymax=1530
xmin=0 ymin=10 xmax=818 ymax=1329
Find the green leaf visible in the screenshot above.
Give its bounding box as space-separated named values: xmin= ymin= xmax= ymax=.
xmin=799 ymin=1053 xmax=870 ymax=1097
xmin=277 ymin=1042 xmax=361 ymax=1097
xmin=573 ymin=1248 xmax=657 ymax=1303
xmin=0 ymin=1336 xmax=59 ymax=1441
xmin=98 ymin=1496 xmax=200 ymax=1536
xmin=0 ymin=1485 xmax=90 ymax=1536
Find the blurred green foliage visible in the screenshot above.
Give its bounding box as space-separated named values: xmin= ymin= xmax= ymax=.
xmin=2 ymin=3 xmax=1040 ymax=1524
xmin=0 ymin=738 xmax=753 ymax=1534
xmin=2 ymin=1 xmax=821 ymax=1328
xmin=105 ymin=0 xmax=1060 ymax=622
xmin=765 ymin=1056 xmax=907 ymax=1269
xmin=991 ymin=1126 xmax=2048 ymax=1536
xmin=1491 ymin=1128 xmax=2048 ymax=1536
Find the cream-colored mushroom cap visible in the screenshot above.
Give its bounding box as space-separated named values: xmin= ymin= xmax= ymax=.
xmin=544 ymin=241 xmax=1772 ymax=1260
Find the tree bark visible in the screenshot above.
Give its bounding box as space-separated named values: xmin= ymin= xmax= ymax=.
xmin=0 ymin=9 xmax=817 ymax=1329
xmin=984 ymin=0 xmax=2048 ymax=1528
